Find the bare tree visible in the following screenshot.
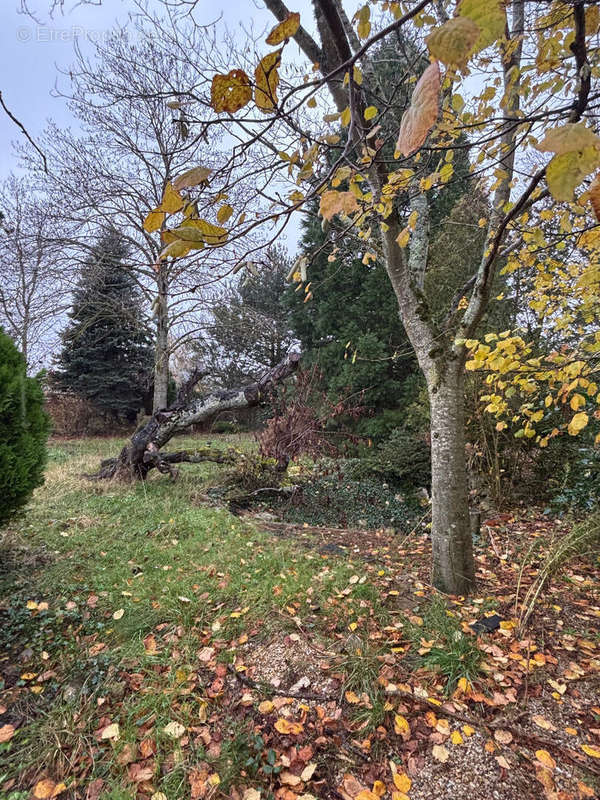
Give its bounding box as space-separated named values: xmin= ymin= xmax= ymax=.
xmin=0 ymin=175 xmax=66 ymax=371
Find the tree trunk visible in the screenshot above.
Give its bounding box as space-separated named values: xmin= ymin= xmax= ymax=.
xmin=427 ymin=362 xmax=475 ymax=595
xmin=153 ymin=268 xmax=169 ymax=412
xmin=92 ymin=351 xmax=301 ymax=480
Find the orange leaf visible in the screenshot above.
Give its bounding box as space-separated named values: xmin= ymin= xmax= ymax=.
xmin=396 ymin=61 xmax=441 ymax=157
xmin=319 ymin=190 xmax=359 ymax=221
xmin=266 ymin=12 xmax=300 ymax=45
xmin=345 ymin=690 xmax=361 ymax=704
xmin=589 ymin=174 xmax=600 ymax=222
xmin=0 ymin=724 xmax=15 ymax=742
xmin=274 ymin=717 xmax=304 ymax=735
xmin=33 ymin=780 xmax=56 ymax=799
xmin=211 ymin=69 xmax=253 ymax=114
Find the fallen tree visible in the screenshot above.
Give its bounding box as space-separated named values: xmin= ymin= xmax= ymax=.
xmin=92 ymin=351 xmax=301 ymax=480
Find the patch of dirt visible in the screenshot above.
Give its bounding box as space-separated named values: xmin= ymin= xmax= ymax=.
xmin=241 ymin=631 xmax=339 ymax=698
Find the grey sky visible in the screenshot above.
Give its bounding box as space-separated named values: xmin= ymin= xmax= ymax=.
xmin=0 ymin=0 xmax=319 ymax=179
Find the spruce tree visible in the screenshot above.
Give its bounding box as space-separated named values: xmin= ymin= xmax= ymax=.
xmin=55 ymin=231 xmax=153 ymax=423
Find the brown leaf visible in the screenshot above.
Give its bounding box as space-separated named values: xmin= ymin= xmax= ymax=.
xmin=494 ymin=729 xmax=513 ymax=745
xmin=396 ymin=61 xmax=441 ymax=157
xmin=128 ymin=763 xmax=154 ymax=782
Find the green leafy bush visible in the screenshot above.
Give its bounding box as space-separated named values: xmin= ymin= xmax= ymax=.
xmin=0 ymin=330 xmax=50 ymax=524
xmin=211 ymin=420 xmax=239 ymax=434
xmin=274 ymin=459 xmax=420 ymax=530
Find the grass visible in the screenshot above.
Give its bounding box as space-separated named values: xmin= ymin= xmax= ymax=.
xmin=404 ymin=596 xmax=484 ymax=695
xmin=0 ymin=435 xmax=388 ymax=795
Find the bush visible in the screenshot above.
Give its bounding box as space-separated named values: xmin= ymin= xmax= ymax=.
xmin=272 ymin=459 xmax=420 ymax=530
xmin=0 ymin=331 xmax=50 ymax=524
xmin=211 ymin=420 xmax=239 ymax=434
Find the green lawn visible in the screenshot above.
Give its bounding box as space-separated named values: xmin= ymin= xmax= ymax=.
xmin=0 ymin=435 xmax=387 ymax=798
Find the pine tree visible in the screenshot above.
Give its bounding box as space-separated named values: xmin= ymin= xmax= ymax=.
xmin=55 ymin=231 xmax=153 ymax=423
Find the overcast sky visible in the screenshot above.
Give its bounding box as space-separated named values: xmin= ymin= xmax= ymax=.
xmin=0 ymin=0 xmax=318 ymax=179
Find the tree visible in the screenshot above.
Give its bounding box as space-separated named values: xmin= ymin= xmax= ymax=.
xmin=85 ymin=1 xmax=598 ymax=596
xmin=20 ymin=25 xmax=244 ymax=411
xmin=197 ymin=247 xmax=296 ymax=388
xmin=0 ymin=329 xmax=50 ymax=524
xmin=54 ymin=231 xmax=153 ymax=424
xmin=0 ymin=176 xmax=67 ymax=372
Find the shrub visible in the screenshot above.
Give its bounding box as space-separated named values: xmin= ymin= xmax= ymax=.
xmin=0 ymin=331 xmax=50 ymax=524
xmin=212 ymin=420 xmax=239 ymax=434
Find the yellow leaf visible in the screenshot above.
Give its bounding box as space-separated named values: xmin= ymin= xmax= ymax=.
xmin=217 ymin=204 xmax=234 ymax=224
xmin=211 ymin=69 xmax=252 ymax=113
xmin=266 ymin=11 xmax=300 ymax=45
xmin=255 ymin=50 xmax=282 ymax=113
xmin=372 ymin=780 xmax=386 ymax=797
xmin=144 ymin=210 xmax=165 ymax=233
xmin=100 ymin=722 xmax=120 ymax=740
xmin=345 ymin=691 xmax=361 ymax=704
xmin=568 ymin=411 xmax=589 ymax=436
xmin=258 ymin=700 xmax=273 ymax=714
xmin=451 ymin=730 xmax=464 ymax=745
xmin=458 ymin=0 xmax=506 ymax=52
xmin=396 ymin=61 xmax=441 ymax=157
xmin=159 ymin=240 xmax=192 ymax=260
xmin=535 ymin=749 xmax=556 ymax=770
xmin=163 ymin=721 xmax=185 ymax=738
xmin=462 ymin=724 xmax=475 ymax=736
xmin=319 ymin=190 xmax=359 ymax=221
xmin=570 ymin=393 xmax=585 ymax=411
xmin=393 ymin=773 xmax=411 ymax=792
xmin=174 ymin=218 xmax=228 ymax=245
xmin=356 ymin=5 xmax=371 ymax=39
xmin=394 ymin=714 xmax=411 ymax=740
xmin=546 ymin=147 xmax=600 ymax=202
xmin=274 ymin=717 xmax=303 ymax=735
xmin=582 ymin=744 xmax=600 ymax=758
xmin=426 ymin=17 xmax=480 ymax=68
xmin=536 ymin=123 xmax=600 ymax=156
xmin=160 ymin=182 xmax=184 ymax=214
xmin=364 ymin=105 xmax=378 ymax=121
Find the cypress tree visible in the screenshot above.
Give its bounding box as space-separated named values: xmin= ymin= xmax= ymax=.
xmin=55 ymin=231 xmax=153 ymax=423
xmin=0 ymin=329 xmax=49 ymax=524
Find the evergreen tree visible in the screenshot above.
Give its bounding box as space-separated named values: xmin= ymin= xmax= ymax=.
xmin=197 ymin=248 xmax=296 ymax=389
xmin=55 ymin=231 xmax=153 ymax=423
xmin=0 ymin=329 xmax=49 ymax=524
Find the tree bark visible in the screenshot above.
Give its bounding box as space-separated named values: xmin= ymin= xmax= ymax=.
xmin=427 ymin=361 xmax=475 ymax=595
xmin=152 ymin=266 xmax=169 ymax=412
xmin=92 ymin=351 xmax=301 ymax=480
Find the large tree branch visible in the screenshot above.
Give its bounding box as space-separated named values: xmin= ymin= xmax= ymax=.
xmin=93 ymin=350 xmax=301 ymax=479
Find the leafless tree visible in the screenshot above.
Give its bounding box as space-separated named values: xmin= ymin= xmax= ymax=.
xmin=0 ymin=175 xmax=67 ymax=371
